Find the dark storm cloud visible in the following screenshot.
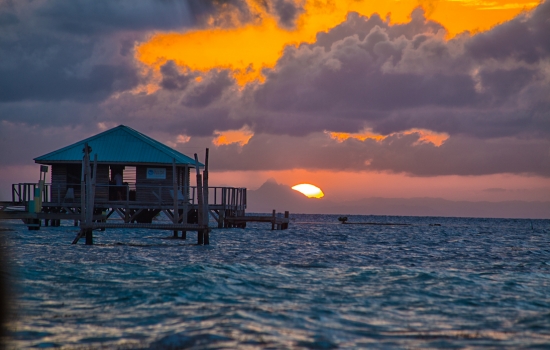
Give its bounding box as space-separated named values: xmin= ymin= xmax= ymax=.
xmin=313 ymin=9 xmax=445 ymax=51
xmin=0 ymin=0 xmax=241 ymax=104
xmin=182 ymin=70 xmax=234 ymax=108
xmin=98 ymin=81 xmax=245 ymax=137
xmin=246 ymin=2 xmax=550 ymax=140
xmin=0 ymin=60 xmax=139 ymax=103
xmin=37 ymin=0 xmax=195 ymax=34
xmin=160 ymin=61 xmax=195 ymax=91
xmin=186 ymin=0 xmax=304 ymax=28
xmin=268 ymin=0 xmax=304 ymax=29
xmin=466 ymin=1 xmax=550 ymax=63
xmin=0 ymin=2 xmax=160 ymax=103
xmin=249 ymin=12 xmax=480 ymax=135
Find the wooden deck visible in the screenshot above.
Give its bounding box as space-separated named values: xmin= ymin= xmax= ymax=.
xmin=3 ymin=184 xmax=245 ymax=225
xmin=2 ymin=184 xmax=289 ymax=232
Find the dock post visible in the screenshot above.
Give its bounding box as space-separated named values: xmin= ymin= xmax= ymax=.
xmin=172 ymin=158 xmax=179 ymax=238
xmin=80 ymin=150 xmax=86 ymax=229
xmin=283 ymin=211 xmax=289 ymax=230
xmin=203 ymin=149 xmax=210 ymax=245
xmin=222 ymin=189 xmax=226 ymax=227
xmin=218 ymin=210 xmax=225 ymax=228
xmin=85 ymin=230 xmax=93 ymax=245
xmin=72 ymin=143 xmax=96 ymax=245
xmin=271 ymin=209 xmax=276 ymax=230
xmin=194 ymin=153 xmax=204 ymax=245
xmin=84 ymin=153 xmax=97 ymax=245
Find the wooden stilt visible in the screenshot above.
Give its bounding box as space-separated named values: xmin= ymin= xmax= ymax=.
xmin=218 ymin=210 xmax=225 ymax=228
xmin=72 ymin=143 xmax=97 ymax=245
xmin=85 ymin=154 xmax=97 ymax=245
xmin=283 ymin=211 xmax=289 ymax=230
xmin=172 ymin=158 xmax=178 ymax=224
xmin=203 ymin=149 xmax=210 ymax=245
xmin=80 ymin=149 xmax=86 ymax=229
xmin=73 ymin=145 xmax=88 ymax=245
xmin=194 ymin=153 xmax=204 ymax=245
xmin=72 ymin=230 xmax=84 ymax=244
xmin=85 ymin=229 xmax=93 ymax=245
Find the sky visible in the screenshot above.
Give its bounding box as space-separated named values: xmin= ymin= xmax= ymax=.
xmin=0 ymin=0 xmax=549 ymax=204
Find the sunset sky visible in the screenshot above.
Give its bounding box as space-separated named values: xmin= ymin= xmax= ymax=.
xmin=0 ymin=0 xmax=549 ymax=204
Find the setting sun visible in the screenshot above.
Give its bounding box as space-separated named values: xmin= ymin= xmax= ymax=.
xmin=292 ymin=184 xmax=325 ymax=198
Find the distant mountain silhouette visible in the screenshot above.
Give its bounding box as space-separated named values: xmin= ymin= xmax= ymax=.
xmin=247 ymin=180 xmax=550 ymax=219
xmin=246 ymin=178 xmax=328 ymax=213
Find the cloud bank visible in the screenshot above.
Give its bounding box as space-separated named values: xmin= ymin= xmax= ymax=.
xmin=0 ymin=0 xmax=549 ymax=177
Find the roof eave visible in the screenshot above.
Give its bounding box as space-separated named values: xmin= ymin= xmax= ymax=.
xmin=34 ymin=159 xmax=201 ymax=167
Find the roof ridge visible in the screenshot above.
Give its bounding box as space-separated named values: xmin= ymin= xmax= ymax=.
xmin=34 ymin=125 xmax=201 ymax=165
xmin=119 ymin=126 xmax=196 ymax=163
xmin=33 ymin=125 xmax=125 ymax=161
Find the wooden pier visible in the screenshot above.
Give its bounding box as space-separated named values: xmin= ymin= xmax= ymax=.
xmin=225 ymin=210 xmax=290 ymax=230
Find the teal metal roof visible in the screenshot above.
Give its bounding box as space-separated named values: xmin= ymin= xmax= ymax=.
xmin=34 ymin=125 xmax=202 ymax=166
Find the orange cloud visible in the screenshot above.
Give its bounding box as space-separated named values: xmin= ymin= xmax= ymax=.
xmin=405 ymin=128 xmax=449 ymax=147
xmin=176 ymin=134 xmax=191 ymax=143
xmin=135 ymin=0 xmax=539 ymax=86
xmin=213 ymin=126 xmax=254 ymax=146
xmin=327 ymin=128 xmax=449 ymax=147
xmin=327 ymin=129 xmax=385 ymax=142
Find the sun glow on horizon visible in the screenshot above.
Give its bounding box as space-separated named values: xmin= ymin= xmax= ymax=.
xmin=292 ymin=183 xmax=325 ymax=198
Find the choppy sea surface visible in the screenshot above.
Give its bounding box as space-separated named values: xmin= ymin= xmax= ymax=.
xmin=2 ymin=214 xmax=550 ymax=349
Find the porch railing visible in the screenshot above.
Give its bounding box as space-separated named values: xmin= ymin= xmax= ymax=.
xmin=11 ymin=183 xmax=246 ymax=211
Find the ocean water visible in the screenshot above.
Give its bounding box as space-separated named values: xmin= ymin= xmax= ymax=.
xmin=2 ymin=215 xmax=550 ymax=349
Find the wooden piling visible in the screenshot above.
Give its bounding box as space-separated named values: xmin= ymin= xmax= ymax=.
xmin=203 ymin=149 xmax=210 ymax=245
xmin=218 ymin=210 xmax=225 ymax=228
xmin=80 ymin=148 xmax=86 ymax=228
xmin=194 ymin=153 xmax=204 ymax=245
xmin=172 ymin=158 xmax=178 ymax=225
xmin=72 ymin=143 xmax=97 ymax=245
xmin=283 ymin=211 xmax=289 ymax=229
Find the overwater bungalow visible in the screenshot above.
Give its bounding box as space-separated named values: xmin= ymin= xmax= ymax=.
xmin=2 ymin=125 xmax=247 ymax=237
xmin=34 ymin=125 xmax=200 ymax=208
xmin=0 ymin=125 xmax=289 ymax=244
